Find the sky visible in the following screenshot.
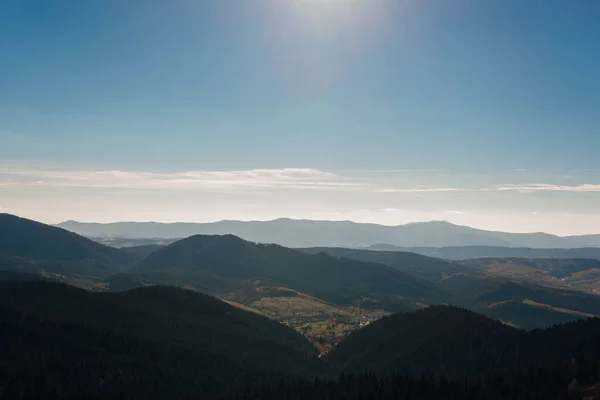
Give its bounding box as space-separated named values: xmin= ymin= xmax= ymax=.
xmin=1 ymin=0 xmax=600 ymax=234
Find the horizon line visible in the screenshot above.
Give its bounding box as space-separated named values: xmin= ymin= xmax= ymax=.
xmin=46 ymin=215 xmax=599 ymax=238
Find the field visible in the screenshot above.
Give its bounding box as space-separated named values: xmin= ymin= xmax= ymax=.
xmin=464 ymin=258 xmax=600 ymax=294
xmin=245 ymin=294 xmax=389 ymax=353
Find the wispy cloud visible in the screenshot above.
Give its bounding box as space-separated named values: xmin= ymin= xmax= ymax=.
xmin=493 ymin=183 xmax=600 ymax=192
xmin=1 ymin=165 xmax=600 ymax=194
xmin=0 ymin=166 xmax=372 ymax=191
xmin=374 ymin=183 xmax=600 ymax=193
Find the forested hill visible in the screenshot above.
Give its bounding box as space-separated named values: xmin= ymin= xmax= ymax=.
xmin=128 ymin=234 xmax=453 ymax=310
xmin=301 ymin=246 xmax=471 ymax=281
xmin=1 ymin=281 xmax=599 ymax=399
xmin=0 ymin=280 xmax=319 ymax=399
xmin=326 ymin=305 xmax=600 ymax=378
xmin=0 ymin=214 xmax=138 ymax=277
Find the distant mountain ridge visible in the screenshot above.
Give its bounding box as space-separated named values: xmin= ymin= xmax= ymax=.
xmin=365 ymin=244 xmax=600 ymax=260
xmin=4 ymin=213 xmax=600 ymax=351
xmin=57 ymin=218 xmax=600 ymax=248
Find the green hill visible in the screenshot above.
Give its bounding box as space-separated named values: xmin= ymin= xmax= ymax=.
xmin=0 ymin=214 xmax=138 ymax=277
xmin=0 ymin=280 xmax=318 ymax=399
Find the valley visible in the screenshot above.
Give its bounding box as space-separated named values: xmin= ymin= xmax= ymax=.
xmin=4 ymin=214 xmax=600 ymax=353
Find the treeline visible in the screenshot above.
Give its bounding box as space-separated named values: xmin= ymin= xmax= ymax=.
xmin=1 ymin=280 xmax=600 ymax=399
xmin=235 ymin=361 xmax=600 ymax=400
xmin=0 ymin=281 xmax=319 ymax=399
xmin=326 ymin=306 xmax=600 ymax=378
xmin=4 ymin=357 xmax=600 ymax=399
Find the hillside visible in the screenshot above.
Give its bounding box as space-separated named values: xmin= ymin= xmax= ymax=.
xmin=58 ymin=218 xmax=600 ymax=248
xmin=301 ymin=247 xmax=600 ymax=328
xmin=303 ymin=247 xmax=600 ymax=289
xmin=115 ymin=234 xmax=456 ymax=351
xmin=0 ymin=280 xmax=318 ymax=399
xmin=440 ymin=276 xmax=600 ymax=328
xmin=0 ymin=214 xmax=138 ymax=277
xmin=326 ymin=305 xmax=600 ymax=378
xmin=127 ymin=234 xmax=452 ymax=310
xmin=366 ymin=244 xmax=600 ymax=261
xmin=121 ymin=244 xmax=164 ymax=258
xmin=2 ymin=281 xmax=600 ymax=398
xmin=302 ymin=247 xmax=472 ymax=281
xmin=462 ymin=257 xmax=600 ymax=292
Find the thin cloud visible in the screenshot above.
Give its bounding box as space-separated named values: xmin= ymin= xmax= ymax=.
xmin=493 ymin=183 xmax=600 ymax=192
xmin=0 ymin=167 xmax=373 ymax=191
xmin=373 ymin=187 xmax=469 ymax=193
xmin=2 ymin=165 xmax=599 ymax=194
xmin=374 ymin=184 xmax=600 ymax=193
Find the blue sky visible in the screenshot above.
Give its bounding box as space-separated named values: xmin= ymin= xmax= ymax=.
xmin=1 ymin=0 xmax=600 ymax=232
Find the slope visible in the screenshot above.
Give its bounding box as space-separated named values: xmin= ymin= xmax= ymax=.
xmin=326 ymin=305 xmax=600 ymax=378
xmin=366 ymin=244 xmax=600 ymax=261
xmin=440 ymin=276 xmax=600 ymax=328
xmin=126 ymin=234 xmax=453 ymax=311
xmin=0 ymin=214 xmax=138 ymax=277
xmin=302 ymin=247 xmax=472 ymax=282
xmin=462 ymin=257 xmax=600 ymax=292
xmin=0 ymin=280 xmax=319 ymax=399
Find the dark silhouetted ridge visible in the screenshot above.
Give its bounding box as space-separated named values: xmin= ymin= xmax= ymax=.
xmin=327 ymin=305 xmax=600 ymax=378
xmin=0 ymin=213 xmax=138 ymax=276
xmin=0 ymin=280 xmax=318 ymax=398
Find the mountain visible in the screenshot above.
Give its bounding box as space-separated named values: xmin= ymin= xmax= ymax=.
xmin=439 ymin=276 xmax=600 ymax=329
xmin=461 ymin=257 xmax=600 ymax=293
xmin=58 ymin=218 xmax=600 ymax=248
xmin=0 ymin=280 xmax=318 ymax=399
xmin=300 ymin=247 xmax=600 ymax=329
xmin=365 ymin=244 xmax=600 ymax=261
xmin=301 ymin=247 xmax=473 ymax=281
xmin=0 ymin=214 xmax=138 ymax=277
xmin=326 ymin=305 xmax=600 ymax=378
xmin=124 ymin=234 xmax=453 ymax=311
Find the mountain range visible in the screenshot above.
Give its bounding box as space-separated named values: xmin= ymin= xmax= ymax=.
xmin=3 ymin=213 xmax=600 ymax=348
xmin=57 ymin=218 xmax=600 ymax=248
xmin=3 ymin=213 xmax=600 ymax=397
